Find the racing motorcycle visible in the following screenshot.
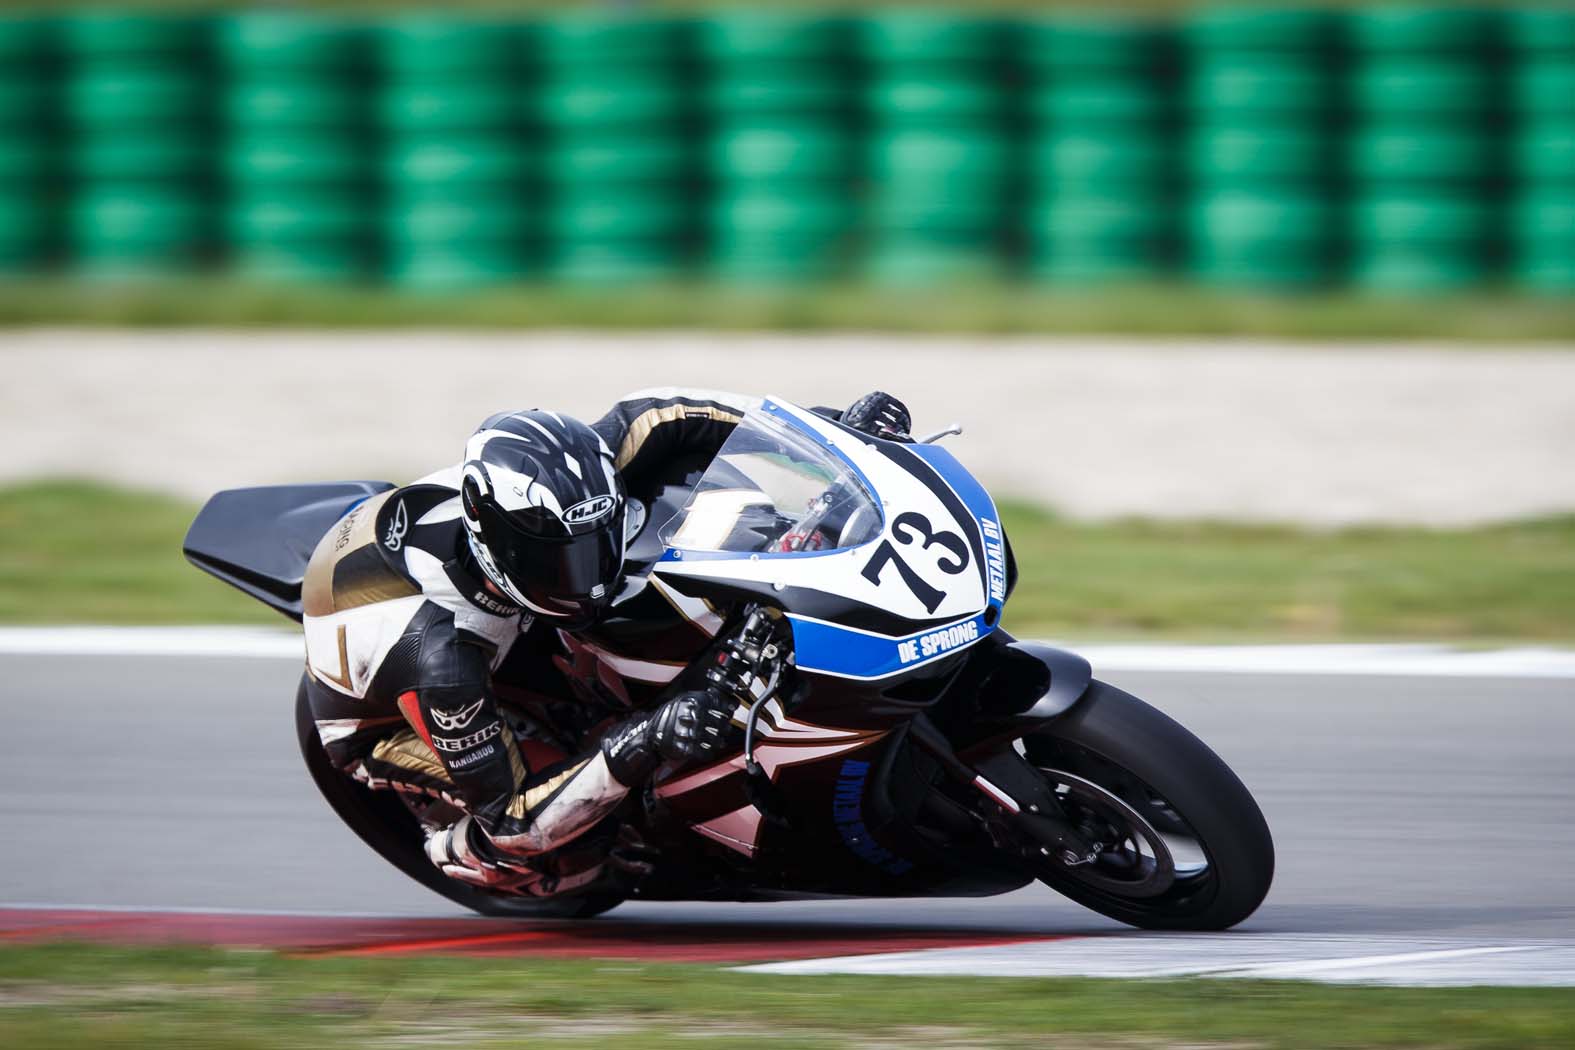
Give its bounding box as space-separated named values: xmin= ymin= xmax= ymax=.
xmin=185 ymin=396 xmax=1274 ymax=930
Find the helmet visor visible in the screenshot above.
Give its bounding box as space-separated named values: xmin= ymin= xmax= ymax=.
xmin=477 ymin=501 xmax=624 ymax=606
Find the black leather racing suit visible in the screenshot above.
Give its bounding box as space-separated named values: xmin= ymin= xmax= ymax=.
xmin=300 ymin=388 xmax=754 ymax=894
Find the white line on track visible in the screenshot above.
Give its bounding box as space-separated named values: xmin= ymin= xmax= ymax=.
xmin=1 ymin=627 xmax=1573 ymax=678
xmin=741 ymin=934 xmax=1575 ymax=987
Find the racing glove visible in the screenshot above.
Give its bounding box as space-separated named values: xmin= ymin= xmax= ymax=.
xmin=843 ymin=390 xmax=913 ymax=442
xmin=600 ymin=690 xmax=741 ymax=786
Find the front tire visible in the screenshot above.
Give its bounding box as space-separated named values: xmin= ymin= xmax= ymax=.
xmin=1025 ymin=680 xmax=1273 ymax=930
xmin=294 ymin=678 xmax=620 ymax=919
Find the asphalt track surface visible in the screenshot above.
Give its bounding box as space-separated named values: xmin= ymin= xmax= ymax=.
xmin=3 ymin=652 xmax=1572 ymax=944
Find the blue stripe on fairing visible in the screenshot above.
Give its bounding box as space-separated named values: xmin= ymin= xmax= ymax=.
xmin=905 ymin=440 xmax=1007 ymax=620
xmin=907 ymin=441 xmax=1000 ymax=539
xmin=789 ymin=611 xmax=993 ymax=680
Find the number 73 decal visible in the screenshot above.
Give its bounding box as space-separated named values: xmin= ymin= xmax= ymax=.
xmin=860 ymin=511 xmax=970 ymax=614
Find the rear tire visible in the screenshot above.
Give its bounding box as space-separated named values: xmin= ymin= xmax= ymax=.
xmin=294 ymin=677 xmax=621 ymax=919
xmin=1025 ymin=680 xmax=1273 ymax=930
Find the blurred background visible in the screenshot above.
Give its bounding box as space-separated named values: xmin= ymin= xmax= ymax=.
xmin=0 ymin=2 xmax=1570 ymax=297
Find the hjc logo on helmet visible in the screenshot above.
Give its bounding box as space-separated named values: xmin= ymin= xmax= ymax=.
xmin=563 ymin=495 xmax=616 ymax=524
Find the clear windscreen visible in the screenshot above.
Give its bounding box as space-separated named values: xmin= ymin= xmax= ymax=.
xmin=659 ymin=408 xmax=882 ymax=555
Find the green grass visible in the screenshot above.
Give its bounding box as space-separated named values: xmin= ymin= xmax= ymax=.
xmin=2 ymin=479 xmax=1572 ymax=641
xmin=0 ymin=942 xmax=1572 ymax=1049
xmin=1 ymin=278 xmax=1572 ymax=342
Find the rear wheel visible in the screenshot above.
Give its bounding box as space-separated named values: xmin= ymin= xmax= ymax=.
xmin=294 ymin=678 xmax=621 ymax=919
xmin=1024 ymin=680 xmax=1273 ymax=930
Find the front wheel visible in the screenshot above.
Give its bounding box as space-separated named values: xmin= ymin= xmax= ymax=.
xmin=1023 ymin=680 xmax=1273 ymax=930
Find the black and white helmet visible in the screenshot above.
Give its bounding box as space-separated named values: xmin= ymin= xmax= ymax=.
xmin=459 ymin=410 xmax=625 ymax=625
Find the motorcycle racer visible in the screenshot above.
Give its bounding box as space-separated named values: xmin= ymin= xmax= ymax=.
xmin=300 ymin=388 xmax=911 ymax=895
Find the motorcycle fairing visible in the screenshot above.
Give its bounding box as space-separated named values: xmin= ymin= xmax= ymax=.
xmin=652 ymin=398 xmax=1006 ymax=682
xmin=184 ymin=481 xmax=395 ymax=622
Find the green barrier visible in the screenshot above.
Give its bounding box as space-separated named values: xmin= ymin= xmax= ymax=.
xmin=706 ymin=74 xmax=849 ymax=117
xmin=551 ymin=193 xmax=688 ymax=241
xmin=1188 ymin=126 xmax=1330 ymax=182
xmin=1029 ymin=193 xmax=1171 ymax=284
xmin=550 ymin=137 xmax=690 ymax=184
xmin=870 ymin=192 xmax=1004 ymax=235
xmin=218 ymin=12 xmax=363 ymax=70
xmin=870 ymin=129 xmax=1008 ymax=180
xmin=226 ymin=80 xmax=363 ymax=129
xmin=383 ymin=140 xmax=534 ymax=186
xmin=864 ymin=238 xmax=1005 ymax=285
xmin=698 ymin=14 xmax=847 ymax=63
xmin=381 ymin=84 xmax=523 ymax=132
xmin=232 ymin=241 xmax=374 ymax=283
xmin=0 ymin=134 xmax=50 ymax=182
xmin=1349 ymin=127 xmax=1492 ymax=182
xmin=0 ymin=190 xmax=48 ymax=269
xmin=1350 ymin=245 xmax=1488 ymax=291
xmin=546 ymin=241 xmax=687 ymax=284
xmin=230 ymin=134 xmax=368 ymax=184
xmin=1188 ymin=59 xmax=1332 ymax=115
xmin=1034 ymin=194 xmax=1168 ymax=240
xmin=60 ymin=12 xmax=206 ymax=57
xmin=70 ymin=189 xmax=209 ymax=248
xmin=1515 ymin=124 xmax=1575 ymax=183
xmin=0 ymin=76 xmax=49 ymax=129
xmin=1033 ymin=134 xmax=1167 ymax=186
xmin=7 ymin=6 xmax=1569 ymax=295
xmin=379 ymin=16 xmax=518 ymax=75
xmin=229 ymin=192 xmax=372 ymax=241
xmin=386 ymin=198 xmax=540 ymax=245
xmin=1354 ymin=193 xmax=1491 ymax=243
xmin=1505 ymin=8 xmax=1575 ymax=51
xmin=70 ymin=137 xmax=206 ymax=181
xmin=1028 ymin=82 xmax=1166 ymax=127
xmin=0 ymin=15 xmax=50 ymax=62
xmin=866 ymin=76 xmax=1003 ymax=125
xmin=1021 ymin=16 xmax=1163 ymax=70
xmin=1191 ymin=189 xmax=1334 ymax=243
xmin=66 ymin=68 xmax=207 ymax=126
xmin=539 ymin=81 xmax=685 ymax=130
xmin=711 ymin=249 xmax=845 ymax=284
xmin=1513 ymin=190 xmax=1575 ymax=291
xmin=1183 ymin=7 xmax=1336 ymax=51
xmin=712 ymin=190 xmax=854 ymax=238
xmin=711 ymin=125 xmax=852 ymax=181
xmin=1346 ymin=7 xmax=1498 ymax=53
xmin=538 ymin=15 xmax=679 ymax=65
xmin=388 ymin=243 xmax=534 ymax=288
xmin=860 ymin=12 xmax=1001 ymax=64
xmin=1352 ymin=59 xmax=1492 ymax=117
xmin=1515 ymin=59 xmax=1575 ymax=117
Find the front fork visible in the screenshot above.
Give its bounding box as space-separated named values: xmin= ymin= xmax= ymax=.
xmin=908 ymin=715 xmax=1100 ymax=868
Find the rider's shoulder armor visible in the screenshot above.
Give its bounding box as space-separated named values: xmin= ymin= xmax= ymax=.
xmin=302 ymin=483 xmax=528 ymax=699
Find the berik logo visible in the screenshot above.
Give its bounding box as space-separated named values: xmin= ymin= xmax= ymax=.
xmin=430 ymin=698 xmax=484 ymax=731
xmin=383 ymin=499 xmax=409 ymax=551
xmin=563 ymin=495 xmax=616 ymax=524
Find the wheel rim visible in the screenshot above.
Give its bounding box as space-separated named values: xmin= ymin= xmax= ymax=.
xmin=1034 ymin=766 xmax=1181 ymax=898
xmin=1028 ymin=744 xmax=1216 ymax=906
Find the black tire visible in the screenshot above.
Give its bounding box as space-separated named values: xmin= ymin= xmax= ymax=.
xmin=294 ymin=677 xmax=621 ymax=919
xmin=1024 ymin=679 xmax=1274 ymax=930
